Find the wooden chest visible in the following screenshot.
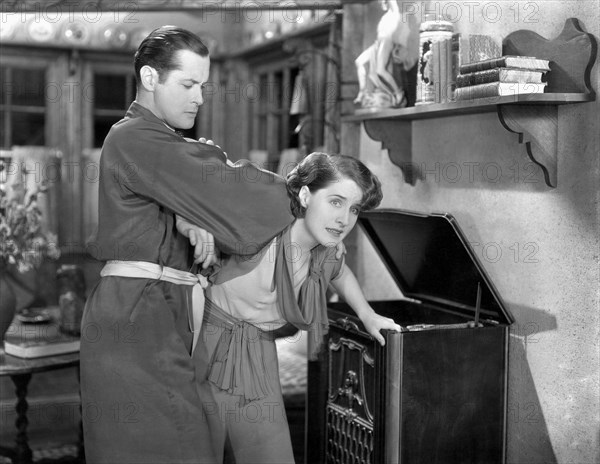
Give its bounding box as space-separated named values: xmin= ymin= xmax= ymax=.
xmin=306 ymin=209 xmax=514 ymax=464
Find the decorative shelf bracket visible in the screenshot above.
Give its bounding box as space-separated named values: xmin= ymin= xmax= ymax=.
xmin=363 ymin=119 xmax=416 ymax=185
xmin=496 ymin=16 xmax=596 ymax=188
xmin=350 ymin=17 xmax=596 ymax=189
xmin=497 ymin=105 xmax=558 ymax=187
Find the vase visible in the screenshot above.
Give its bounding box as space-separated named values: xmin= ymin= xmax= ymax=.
xmin=0 ymin=272 xmax=17 ymax=341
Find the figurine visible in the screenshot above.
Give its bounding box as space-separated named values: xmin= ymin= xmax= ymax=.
xmin=354 ymin=0 xmax=418 ymax=110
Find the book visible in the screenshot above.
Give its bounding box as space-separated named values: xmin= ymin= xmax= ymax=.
xmin=443 ymin=37 xmax=454 ymax=102
xmin=3 ymin=310 xmax=80 ymax=359
xmin=433 ymin=40 xmax=441 ymax=103
xmin=456 ymin=68 xmax=545 ymax=87
xmin=459 ymin=34 xmax=503 ymax=68
xmin=449 ymin=33 xmax=460 ymax=100
xmin=439 ymin=38 xmax=449 ymax=103
xmin=454 ymin=82 xmax=547 ymax=101
xmin=459 ymin=55 xmax=551 ymax=74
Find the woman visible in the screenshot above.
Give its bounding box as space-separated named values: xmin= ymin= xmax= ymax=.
xmin=182 ymin=152 xmax=400 ymax=463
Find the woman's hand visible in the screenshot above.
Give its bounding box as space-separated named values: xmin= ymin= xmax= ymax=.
xmin=330 ymin=266 xmax=401 ymax=346
xmin=175 ymin=215 xmax=219 ymax=269
xmin=359 ymin=309 xmax=402 ymax=346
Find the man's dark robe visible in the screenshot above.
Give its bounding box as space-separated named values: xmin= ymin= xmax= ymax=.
xmin=80 ymin=102 xmax=293 ymax=464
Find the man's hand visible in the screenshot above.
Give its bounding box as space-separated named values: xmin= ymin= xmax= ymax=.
xmin=175 ymin=215 xmax=219 ymax=269
xmin=198 ymin=137 xmax=229 ymax=160
xmin=184 ymin=136 xmax=232 ymax=164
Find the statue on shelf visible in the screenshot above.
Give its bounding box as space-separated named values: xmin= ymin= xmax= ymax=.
xmin=354 ymin=0 xmax=419 ymax=110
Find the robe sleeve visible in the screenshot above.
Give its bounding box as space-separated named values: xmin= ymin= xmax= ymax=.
xmin=102 ymin=117 xmax=294 ymax=255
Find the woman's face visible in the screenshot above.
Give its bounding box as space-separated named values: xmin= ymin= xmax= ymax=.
xmin=299 ymin=177 xmax=364 ymax=248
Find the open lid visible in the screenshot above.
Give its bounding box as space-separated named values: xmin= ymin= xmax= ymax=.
xmin=358 ymin=209 xmax=514 ymax=324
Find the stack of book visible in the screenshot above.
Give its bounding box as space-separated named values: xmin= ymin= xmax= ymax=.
xmin=454 ymin=55 xmax=551 ymax=101
xmin=3 ymin=307 xmax=80 ymax=359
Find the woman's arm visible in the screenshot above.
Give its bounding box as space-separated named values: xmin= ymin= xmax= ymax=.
xmin=330 ymin=264 xmax=401 ymax=346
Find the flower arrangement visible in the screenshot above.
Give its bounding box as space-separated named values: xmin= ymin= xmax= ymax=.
xmin=0 ymin=174 xmax=60 ymax=273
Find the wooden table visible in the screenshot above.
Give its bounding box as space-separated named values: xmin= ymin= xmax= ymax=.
xmin=0 ymin=349 xmax=83 ymax=464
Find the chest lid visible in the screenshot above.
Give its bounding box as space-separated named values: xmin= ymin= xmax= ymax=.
xmin=358 ymin=209 xmax=514 ymax=325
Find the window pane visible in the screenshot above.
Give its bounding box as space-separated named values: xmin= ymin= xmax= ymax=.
xmin=11 ymin=68 xmax=46 ymax=106
xmin=94 ymin=116 xmax=121 ymax=147
xmin=257 ymin=115 xmax=267 ymax=150
xmin=94 ymin=74 xmax=129 ymax=110
xmin=0 ymin=68 xmax=6 ymax=105
xmin=259 ymin=75 xmax=269 ymax=115
xmin=274 ymin=71 xmax=283 ymax=111
xmin=12 ymin=112 xmax=45 ymax=146
xmin=1 ymin=122 xmax=7 ymax=147
xmin=288 ymin=113 xmax=299 ymax=148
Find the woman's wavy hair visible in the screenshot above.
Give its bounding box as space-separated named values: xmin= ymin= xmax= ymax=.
xmin=286 ymin=152 xmax=383 ymax=218
xmin=134 ymin=26 xmax=209 ymax=86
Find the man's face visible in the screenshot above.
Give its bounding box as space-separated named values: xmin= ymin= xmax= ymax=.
xmin=152 ymin=49 xmax=210 ymax=130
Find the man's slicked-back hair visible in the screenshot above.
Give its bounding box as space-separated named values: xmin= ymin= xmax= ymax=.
xmin=134 ymin=26 xmax=209 ymax=86
xmin=286 ymin=152 xmax=383 ymax=218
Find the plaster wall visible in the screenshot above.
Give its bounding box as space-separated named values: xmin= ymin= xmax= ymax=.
xmin=346 ymin=1 xmax=599 ymax=463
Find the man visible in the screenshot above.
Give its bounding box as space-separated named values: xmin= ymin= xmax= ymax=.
xmin=80 ymin=26 xmax=293 ymax=464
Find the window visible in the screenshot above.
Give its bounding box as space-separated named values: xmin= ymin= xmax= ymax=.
xmin=91 ymin=71 xmax=136 ymax=147
xmin=0 ymin=65 xmax=47 ymax=148
xmin=251 ymin=66 xmax=300 ymax=164
xmin=228 ymin=21 xmax=338 ymax=170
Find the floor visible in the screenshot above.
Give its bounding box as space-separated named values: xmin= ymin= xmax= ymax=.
xmin=1 ymin=405 xmax=306 ymax=464
xmin=0 ymin=430 xmax=81 ymax=463
xmin=1 ymin=339 xmax=308 ymax=463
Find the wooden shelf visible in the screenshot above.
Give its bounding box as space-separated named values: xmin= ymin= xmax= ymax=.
xmin=346 ymin=18 xmax=596 ymax=188
xmin=342 ymin=93 xmax=593 ymax=122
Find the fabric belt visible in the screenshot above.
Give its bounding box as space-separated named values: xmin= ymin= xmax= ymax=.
xmin=100 ymin=260 xmax=208 ymax=354
xmin=204 ymin=298 xmax=278 ymax=404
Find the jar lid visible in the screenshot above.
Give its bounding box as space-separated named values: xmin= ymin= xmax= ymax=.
xmin=420 ymin=14 xmax=454 ymax=32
